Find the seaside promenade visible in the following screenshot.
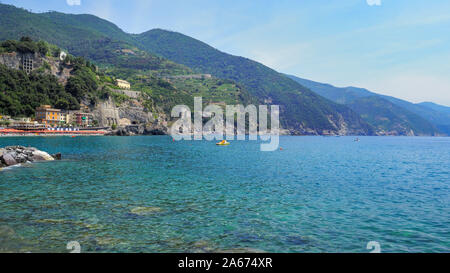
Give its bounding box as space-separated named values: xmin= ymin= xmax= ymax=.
xmin=0 ymin=128 xmax=107 ymax=136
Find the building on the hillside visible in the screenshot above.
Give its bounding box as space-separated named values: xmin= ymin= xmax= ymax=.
xmin=116 ymin=79 xmax=131 ymax=90
xmin=79 ymin=103 xmax=90 ymax=112
xmin=35 ymin=105 xmax=61 ymax=127
xmin=75 ymin=113 xmax=94 ymax=127
xmin=22 ymin=55 xmax=34 ymax=74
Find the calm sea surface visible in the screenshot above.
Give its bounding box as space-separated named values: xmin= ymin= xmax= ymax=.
xmin=0 ymin=136 xmax=449 ymax=253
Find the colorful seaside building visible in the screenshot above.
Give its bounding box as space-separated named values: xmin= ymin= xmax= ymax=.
xmin=35 ymin=105 xmax=61 ymax=127
xmin=75 ymin=113 xmax=94 ymax=127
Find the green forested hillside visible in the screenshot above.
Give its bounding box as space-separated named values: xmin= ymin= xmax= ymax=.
xmin=287 ymin=75 xmax=447 ymax=135
xmin=285 ymin=76 xmax=374 ymax=104
xmin=0 ymin=38 xmax=256 ymax=122
xmin=347 ymin=96 xmax=439 ymax=136
xmin=0 ymin=4 xmax=188 ymax=74
xmin=419 ymin=102 xmax=450 ymax=115
xmin=381 ymin=96 xmax=450 ymax=135
xmin=0 ymin=3 xmax=258 ymax=121
xmin=135 ymin=29 xmax=372 ymax=133
xmin=0 ymin=64 xmax=78 ymax=117
xmin=0 ymin=39 xmax=103 ymax=116
xmin=0 ymin=4 xmax=374 ymax=134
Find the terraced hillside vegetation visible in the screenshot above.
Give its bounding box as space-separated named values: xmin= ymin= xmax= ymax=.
xmin=0 ymin=4 xmax=374 ymax=135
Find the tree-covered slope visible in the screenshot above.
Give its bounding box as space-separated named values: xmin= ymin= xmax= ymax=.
xmin=0 ymin=4 xmax=189 ymax=73
xmin=0 ymin=37 xmax=257 ymax=125
xmin=346 ymin=96 xmax=439 ymax=136
xmin=418 ymin=102 xmax=450 ymax=115
xmin=382 ymin=97 xmax=450 ymax=135
xmin=0 ymin=39 xmax=98 ymax=117
xmin=0 ymin=4 xmax=114 ymax=49
xmin=135 ymin=29 xmax=372 ymax=134
xmin=285 ymin=76 xmax=374 ymax=104
xmin=0 ymin=4 xmax=374 ymax=134
xmin=287 ymin=74 xmax=448 ymax=135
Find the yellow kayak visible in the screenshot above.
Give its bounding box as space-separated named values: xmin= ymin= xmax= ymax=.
xmin=216 ymin=140 xmax=230 ymax=146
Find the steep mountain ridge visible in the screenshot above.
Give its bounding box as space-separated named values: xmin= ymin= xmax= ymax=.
xmin=2 ymin=3 xmax=446 ymax=136
xmin=0 ymin=38 xmax=252 ymax=133
xmin=0 ymin=4 xmax=373 ymax=135
xmin=287 ymin=75 xmax=448 ymax=135
xmin=135 ymin=29 xmax=372 ymax=134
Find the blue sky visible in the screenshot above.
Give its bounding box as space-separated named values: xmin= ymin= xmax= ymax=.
xmin=3 ymin=0 xmax=450 ymax=105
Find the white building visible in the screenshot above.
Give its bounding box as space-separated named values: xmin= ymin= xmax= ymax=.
xmin=116 ymin=79 xmax=131 ymax=90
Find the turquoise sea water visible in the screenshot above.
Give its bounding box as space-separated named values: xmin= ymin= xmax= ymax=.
xmin=0 ymin=136 xmax=449 ymax=253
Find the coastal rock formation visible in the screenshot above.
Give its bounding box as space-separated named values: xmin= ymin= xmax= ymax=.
xmin=0 ymin=146 xmax=61 ymax=168
xmin=108 ymin=122 xmax=168 ymax=136
xmin=91 ymin=95 xmax=158 ymax=129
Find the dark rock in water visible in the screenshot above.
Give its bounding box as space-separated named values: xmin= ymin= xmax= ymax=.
xmin=144 ymin=124 xmax=167 ymax=135
xmin=0 ymin=146 xmax=59 ymax=168
xmin=285 ymin=235 xmax=309 ymax=245
xmin=108 ymin=123 xmax=168 ymax=136
xmin=117 ymin=128 xmax=131 ymax=136
xmin=52 ymin=153 xmax=62 ymax=160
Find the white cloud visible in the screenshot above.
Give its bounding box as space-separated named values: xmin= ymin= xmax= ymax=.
xmin=66 ymin=0 xmax=81 ymax=6
xmin=367 ymin=0 xmax=381 ymax=6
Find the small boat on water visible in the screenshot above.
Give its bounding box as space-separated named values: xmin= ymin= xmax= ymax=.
xmin=216 ymin=140 xmax=230 ymax=146
xmin=354 ymin=138 xmax=360 ymax=142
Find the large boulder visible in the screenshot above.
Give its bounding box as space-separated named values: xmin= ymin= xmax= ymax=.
xmin=31 ymin=150 xmax=55 ymax=161
xmin=14 ymin=153 xmax=28 ymax=163
xmin=0 ymin=146 xmax=58 ymax=168
xmin=1 ymin=153 xmax=17 ymax=166
xmin=125 ymin=125 xmax=144 ymax=135
xmin=52 ymin=153 xmax=62 ymax=160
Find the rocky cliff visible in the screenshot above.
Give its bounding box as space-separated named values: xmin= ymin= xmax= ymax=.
xmin=90 ymin=92 xmax=169 ymax=134
xmin=0 ymin=51 xmax=72 ymax=84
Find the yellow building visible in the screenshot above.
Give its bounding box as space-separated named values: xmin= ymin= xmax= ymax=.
xmin=116 ymin=79 xmax=131 ymax=89
xmin=59 ymin=112 xmax=69 ymax=124
xmin=35 ymin=105 xmax=61 ymax=127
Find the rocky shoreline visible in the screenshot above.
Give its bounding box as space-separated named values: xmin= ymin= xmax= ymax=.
xmin=0 ymin=146 xmax=61 ymax=169
xmin=107 ymin=124 xmax=168 ymax=136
